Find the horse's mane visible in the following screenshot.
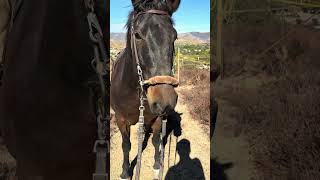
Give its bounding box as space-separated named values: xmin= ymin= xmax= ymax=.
xmin=133 ymin=0 xmax=170 ymax=12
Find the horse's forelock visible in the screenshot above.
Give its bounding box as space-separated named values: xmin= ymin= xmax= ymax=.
xmin=125 ymin=0 xmax=173 ymax=42
xmin=127 ymin=0 xmax=173 ymax=24
xmin=135 ymin=0 xmax=169 ymax=12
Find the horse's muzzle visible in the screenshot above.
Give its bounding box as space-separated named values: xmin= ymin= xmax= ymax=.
xmin=145 ymin=76 xmax=178 ymax=115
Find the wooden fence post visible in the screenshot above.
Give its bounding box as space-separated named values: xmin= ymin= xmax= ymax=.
xmin=177 ymin=47 xmax=180 ymax=82
xmin=217 ymin=0 xmax=224 ymax=79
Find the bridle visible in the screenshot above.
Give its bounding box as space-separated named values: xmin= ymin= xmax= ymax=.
xmin=130 ymin=9 xmax=179 ymax=90
xmin=130 ymin=9 xmax=179 ymax=180
xmin=130 ymin=9 xmax=179 ymax=119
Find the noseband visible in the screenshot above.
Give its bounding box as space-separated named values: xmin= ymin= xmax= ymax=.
xmin=130 ymin=9 xmax=179 ymax=88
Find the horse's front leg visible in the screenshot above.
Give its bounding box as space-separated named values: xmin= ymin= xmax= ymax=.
xmin=151 ymin=117 xmax=162 ymax=179
xmin=116 ymin=116 xmax=131 ymax=180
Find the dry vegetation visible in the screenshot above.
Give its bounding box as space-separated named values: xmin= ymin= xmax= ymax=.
xmin=178 ymin=68 xmax=210 ymax=133
xmin=213 ymin=24 xmax=320 ymax=179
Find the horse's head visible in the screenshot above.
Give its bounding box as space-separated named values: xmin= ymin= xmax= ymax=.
xmin=129 ymin=0 xmax=181 ymax=116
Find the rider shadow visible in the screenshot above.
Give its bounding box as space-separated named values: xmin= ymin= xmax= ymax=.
xmin=128 ymin=111 xmax=182 ymax=177
xmin=165 ymin=139 xmax=205 ymax=180
xmin=211 ymin=158 xmax=233 ymax=180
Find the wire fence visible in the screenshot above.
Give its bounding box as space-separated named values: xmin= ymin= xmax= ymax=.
xmin=173 ymin=47 xmax=210 ymax=81
xmin=212 ymin=0 xmax=320 ymax=79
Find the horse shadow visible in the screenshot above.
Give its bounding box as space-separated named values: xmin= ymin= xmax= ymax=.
xmin=164 ymin=139 xmax=205 ymax=180
xmin=211 ymin=158 xmax=233 ymax=180
xmin=128 ymin=111 xmax=183 ymax=177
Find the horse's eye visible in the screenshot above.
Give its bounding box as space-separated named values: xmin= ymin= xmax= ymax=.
xmin=135 ymin=32 xmax=142 ymax=40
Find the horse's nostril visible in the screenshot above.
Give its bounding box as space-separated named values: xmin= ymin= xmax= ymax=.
xmin=164 ymin=105 xmax=173 ymax=113
xmin=152 ymin=102 xmax=160 ymax=110
xmin=151 ymin=102 xmax=174 ymax=115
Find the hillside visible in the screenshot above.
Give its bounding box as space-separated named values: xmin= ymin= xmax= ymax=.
xmin=212 ymin=24 xmax=320 ymax=179
xmin=176 ymin=32 xmax=210 ymax=44
xmin=110 ymin=32 xmax=210 ymax=48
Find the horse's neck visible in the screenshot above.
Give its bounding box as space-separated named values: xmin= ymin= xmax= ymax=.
xmin=115 ymin=48 xmax=138 ymax=89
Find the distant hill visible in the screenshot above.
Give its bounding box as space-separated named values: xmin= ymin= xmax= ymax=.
xmin=111 ymin=32 xmax=210 ymax=48
xmin=110 ymin=33 xmax=126 ymax=50
xmin=176 ymin=32 xmax=210 ymax=44
xmin=110 ymin=33 xmax=126 ymax=42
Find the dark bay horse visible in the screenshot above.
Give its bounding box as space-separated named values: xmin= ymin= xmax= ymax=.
xmin=111 ymin=0 xmax=181 ymax=179
xmin=0 ymin=0 xmax=108 ymax=179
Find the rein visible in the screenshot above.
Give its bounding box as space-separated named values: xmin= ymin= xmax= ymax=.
xmin=131 ymin=9 xmax=178 ymax=180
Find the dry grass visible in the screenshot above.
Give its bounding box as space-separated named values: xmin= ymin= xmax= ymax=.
xmin=214 ymin=24 xmax=320 ymax=179
xmin=178 ymin=68 xmax=210 ymax=133
xmin=231 ymin=67 xmax=320 ymax=179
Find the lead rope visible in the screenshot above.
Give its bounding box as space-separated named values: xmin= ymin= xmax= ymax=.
xmin=159 ymin=118 xmax=167 ymax=180
xmin=135 ymin=89 xmax=145 ymax=180
xmin=131 ymin=10 xmax=173 ymax=180
xmin=86 ymin=1 xmax=109 ymax=180
xmin=174 ymin=136 xmax=178 ymax=165
xmin=167 ymin=133 xmax=172 ymax=170
xmin=135 ymin=75 xmax=146 ymax=180
xmin=167 ymin=132 xmax=179 ymax=172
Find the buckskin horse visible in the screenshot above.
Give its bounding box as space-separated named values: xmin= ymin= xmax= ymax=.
xmin=111 ymin=0 xmax=181 ymax=179
xmin=0 ymin=0 xmax=109 ymax=179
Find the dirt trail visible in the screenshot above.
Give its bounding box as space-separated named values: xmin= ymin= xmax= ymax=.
xmin=212 ymin=79 xmax=254 ymax=180
xmin=212 ymin=100 xmax=252 ymax=179
xmin=110 ymin=86 xmax=210 ymax=180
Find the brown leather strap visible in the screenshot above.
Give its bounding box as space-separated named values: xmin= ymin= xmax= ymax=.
xmin=131 ymin=28 xmax=140 ymax=65
xmin=131 ymin=9 xmax=179 ymax=87
xmin=131 ymin=9 xmax=170 ymax=65
xmin=144 ymin=76 xmax=179 ymax=87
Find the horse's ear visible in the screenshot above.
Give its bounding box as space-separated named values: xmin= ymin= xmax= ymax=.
xmin=167 ymin=0 xmax=181 ymax=13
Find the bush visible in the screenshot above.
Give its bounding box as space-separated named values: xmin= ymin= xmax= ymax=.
xmin=179 ymin=68 xmax=210 ymax=132
xmin=215 ymin=24 xmax=320 ymax=179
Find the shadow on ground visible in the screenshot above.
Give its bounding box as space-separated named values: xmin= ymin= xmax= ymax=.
xmin=165 ymin=139 xmax=205 ymax=180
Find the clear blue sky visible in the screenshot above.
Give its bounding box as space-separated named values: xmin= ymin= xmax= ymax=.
xmin=110 ymin=0 xmax=210 ymax=33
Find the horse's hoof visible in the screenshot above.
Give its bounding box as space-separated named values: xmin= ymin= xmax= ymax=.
xmin=153 ymin=168 xmax=160 ymax=179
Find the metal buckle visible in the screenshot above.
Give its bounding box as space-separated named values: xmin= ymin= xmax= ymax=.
xmin=93 ymin=140 xmax=109 ymax=153
xmin=87 ymin=12 xmax=103 ymax=43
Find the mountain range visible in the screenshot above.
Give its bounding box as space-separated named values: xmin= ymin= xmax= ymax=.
xmin=111 ymin=32 xmax=210 ymax=48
